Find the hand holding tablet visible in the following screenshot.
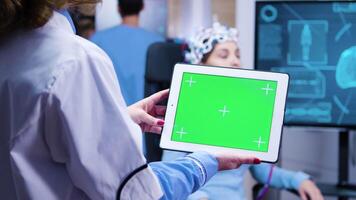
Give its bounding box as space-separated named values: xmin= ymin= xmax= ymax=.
xmin=160 ymin=63 xmax=289 ymax=163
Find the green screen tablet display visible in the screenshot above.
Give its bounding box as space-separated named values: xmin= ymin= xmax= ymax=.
xmin=171 ymin=72 xmax=278 ymax=152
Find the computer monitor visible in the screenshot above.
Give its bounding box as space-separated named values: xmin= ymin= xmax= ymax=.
xmin=255 ymin=1 xmax=356 ymax=128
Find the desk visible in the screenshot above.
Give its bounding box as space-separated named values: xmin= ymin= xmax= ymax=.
xmin=317 ymin=183 xmax=356 ymax=199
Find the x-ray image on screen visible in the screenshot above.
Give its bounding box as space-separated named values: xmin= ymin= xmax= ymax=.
xmin=255 ymin=1 xmax=356 ymax=127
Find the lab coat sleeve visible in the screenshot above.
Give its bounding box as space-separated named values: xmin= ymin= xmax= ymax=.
xmin=150 ymin=152 xmax=218 ymax=200
xmin=250 ymin=163 xmax=310 ymax=190
xmin=44 ymin=49 xmax=158 ymax=199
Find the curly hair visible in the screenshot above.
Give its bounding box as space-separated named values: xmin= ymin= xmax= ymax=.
xmin=0 ymin=0 xmax=100 ymax=37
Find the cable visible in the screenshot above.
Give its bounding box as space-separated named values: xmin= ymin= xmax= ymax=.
xmin=352 ymin=131 xmax=356 ymax=166
xmin=116 ymin=164 xmax=148 ymax=200
xmin=256 ymin=165 xmax=275 ymax=200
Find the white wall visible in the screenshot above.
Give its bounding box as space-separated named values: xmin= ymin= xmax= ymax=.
xmin=236 ymin=0 xmax=255 ymax=69
xmin=168 ymin=0 xmax=212 ymax=39
xmin=95 ymin=0 xmax=120 ymax=31
xmin=95 ymin=0 xmax=167 ymax=35
xmin=140 ymin=0 xmax=167 ymax=35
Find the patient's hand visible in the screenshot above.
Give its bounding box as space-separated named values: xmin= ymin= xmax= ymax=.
xmin=298 ymin=180 xmax=323 ymax=200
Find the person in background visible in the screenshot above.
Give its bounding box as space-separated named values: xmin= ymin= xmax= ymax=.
xmin=91 ymin=0 xmax=164 ymax=159
xmin=91 ymin=0 xmax=164 ymax=105
xmin=0 ymin=1 xmax=260 ymax=200
xmin=163 ymin=22 xmax=324 ymax=200
xmin=71 ymin=4 xmax=96 ymax=39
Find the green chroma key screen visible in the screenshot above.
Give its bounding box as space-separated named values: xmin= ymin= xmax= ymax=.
xmin=171 ymin=72 xmax=278 ymax=152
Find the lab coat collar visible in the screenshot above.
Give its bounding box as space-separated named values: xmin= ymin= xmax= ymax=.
xmin=58 ymin=9 xmax=77 ymax=34
xmin=42 ymin=11 xmax=75 ymax=34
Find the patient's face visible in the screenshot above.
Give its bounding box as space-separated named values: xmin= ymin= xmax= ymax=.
xmin=203 ymin=41 xmax=241 ymax=68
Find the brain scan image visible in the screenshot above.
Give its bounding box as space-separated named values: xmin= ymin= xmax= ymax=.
xmin=256 ymin=1 xmax=356 ymax=126
xmin=336 ymin=46 xmax=356 ymax=90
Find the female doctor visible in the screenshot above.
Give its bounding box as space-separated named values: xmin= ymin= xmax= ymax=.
xmin=0 ymin=1 xmax=260 ymax=200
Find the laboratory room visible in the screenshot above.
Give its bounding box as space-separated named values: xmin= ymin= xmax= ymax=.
xmin=0 ymin=0 xmax=355 ymax=200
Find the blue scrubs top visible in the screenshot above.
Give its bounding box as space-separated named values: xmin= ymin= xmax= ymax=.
xmin=91 ymin=25 xmax=164 ymax=105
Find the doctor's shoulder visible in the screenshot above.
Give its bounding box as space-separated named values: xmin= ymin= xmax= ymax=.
xmin=48 ymin=31 xmax=117 ymax=81
xmin=75 ymin=35 xmax=115 ymax=69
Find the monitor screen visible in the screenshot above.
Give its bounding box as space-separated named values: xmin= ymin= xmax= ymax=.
xmin=255 ymin=1 xmax=356 ymax=128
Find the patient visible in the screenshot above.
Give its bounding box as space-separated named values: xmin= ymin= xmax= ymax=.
xmin=163 ymin=23 xmax=323 ymax=200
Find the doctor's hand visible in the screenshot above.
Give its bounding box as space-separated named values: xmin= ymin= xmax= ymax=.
xmin=298 ymin=180 xmax=324 ymax=200
xmin=214 ymin=153 xmax=261 ymax=171
xmin=128 ymin=89 xmax=169 ymax=134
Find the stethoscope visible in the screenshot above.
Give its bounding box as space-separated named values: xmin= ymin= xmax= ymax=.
xmin=116 ymin=163 xmax=148 ymax=200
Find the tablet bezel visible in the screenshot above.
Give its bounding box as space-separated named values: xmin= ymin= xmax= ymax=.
xmin=160 ymin=63 xmax=289 ymax=163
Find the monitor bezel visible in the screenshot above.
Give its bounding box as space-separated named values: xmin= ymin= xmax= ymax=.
xmin=254 ymin=0 xmax=356 ymax=129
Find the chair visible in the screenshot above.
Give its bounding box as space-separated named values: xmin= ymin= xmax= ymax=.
xmin=144 ymin=41 xmax=186 ymax=162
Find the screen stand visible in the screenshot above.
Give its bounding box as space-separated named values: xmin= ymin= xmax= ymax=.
xmin=317 ymin=129 xmax=356 ymax=199
xmin=337 ymin=129 xmax=356 ymax=200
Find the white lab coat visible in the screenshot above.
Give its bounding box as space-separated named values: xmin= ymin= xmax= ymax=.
xmin=0 ymin=11 xmax=162 ymax=200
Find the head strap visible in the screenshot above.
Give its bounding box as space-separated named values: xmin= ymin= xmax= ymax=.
xmin=185 ymin=22 xmax=239 ymax=64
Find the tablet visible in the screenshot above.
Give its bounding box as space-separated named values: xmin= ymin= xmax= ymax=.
xmin=160 ymin=63 xmax=289 ymax=162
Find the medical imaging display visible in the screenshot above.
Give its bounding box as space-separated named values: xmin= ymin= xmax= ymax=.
xmin=255 ymin=1 xmax=356 ymax=127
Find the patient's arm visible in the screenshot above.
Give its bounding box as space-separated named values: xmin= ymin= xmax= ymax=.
xmin=249 ymin=163 xmax=309 ymax=190
xmin=250 ymin=164 xmax=324 ymax=200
